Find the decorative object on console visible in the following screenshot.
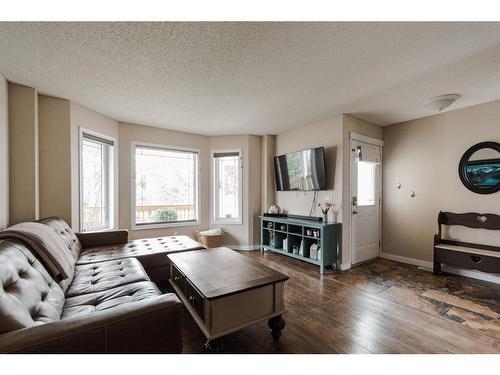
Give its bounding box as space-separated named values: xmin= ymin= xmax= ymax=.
xmin=458 ymin=141 xmax=500 ymax=195
xmin=318 ymin=202 xmax=333 ymax=223
xmin=310 ymin=243 xmax=321 ymax=260
xmin=268 ymin=204 xmax=281 ymax=214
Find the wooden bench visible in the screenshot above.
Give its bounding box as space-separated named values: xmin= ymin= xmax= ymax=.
xmin=433 ymin=211 xmax=500 ymax=275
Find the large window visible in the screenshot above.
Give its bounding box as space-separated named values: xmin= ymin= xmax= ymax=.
xmin=134 ymin=144 xmax=198 ymax=227
xmin=80 ymin=132 xmax=114 ymax=232
xmin=212 ymin=150 xmax=242 ymax=224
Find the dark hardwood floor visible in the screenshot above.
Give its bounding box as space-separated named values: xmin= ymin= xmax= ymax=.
xmin=182 ymin=251 xmax=500 ymax=353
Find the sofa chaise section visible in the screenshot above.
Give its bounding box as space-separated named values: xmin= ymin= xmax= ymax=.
xmin=39 ymin=217 xmax=205 ymax=283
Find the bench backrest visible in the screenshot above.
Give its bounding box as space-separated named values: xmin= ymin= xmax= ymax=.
xmin=437 ymin=211 xmax=500 ymax=249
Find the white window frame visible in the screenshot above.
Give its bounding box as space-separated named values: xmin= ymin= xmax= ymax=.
xmin=78 ymin=128 xmax=115 ymax=232
xmin=131 ymin=141 xmax=200 ymax=230
xmin=211 ymin=149 xmax=243 ymax=225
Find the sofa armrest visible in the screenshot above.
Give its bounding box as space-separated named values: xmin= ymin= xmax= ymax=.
xmin=0 ymin=293 xmax=183 ymax=354
xmin=76 ymin=229 xmax=129 ymax=249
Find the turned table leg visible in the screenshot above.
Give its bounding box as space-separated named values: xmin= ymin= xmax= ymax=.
xmin=267 ymin=315 xmax=286 ymax=340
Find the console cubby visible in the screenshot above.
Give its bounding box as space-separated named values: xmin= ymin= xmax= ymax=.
xmin=287 ymin=234 xmax=302 ymax=254
xmin=274 ymin=231 xmax=288 ymax=251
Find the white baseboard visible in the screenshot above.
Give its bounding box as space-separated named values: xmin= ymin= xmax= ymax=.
xmin=225 ymin=244 xmax=261 ymax=251
xmin=380 ymin=252 xmax=433 ymax=269
xmin=340 ymin=263 xmax=351 ymax=271
xmin=381 ymin=252 xmax=500 ymax=285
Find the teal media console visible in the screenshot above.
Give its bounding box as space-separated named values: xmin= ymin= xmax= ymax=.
xmin=260 ymin=216 xmax=340 ymax=274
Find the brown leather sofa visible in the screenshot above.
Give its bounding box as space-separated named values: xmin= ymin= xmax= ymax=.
xmin=0 ymin=217 xmax=205 ymax=353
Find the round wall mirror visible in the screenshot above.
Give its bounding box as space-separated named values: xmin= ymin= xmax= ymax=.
xmin=458 ymin=141 xmax=500 ymax=194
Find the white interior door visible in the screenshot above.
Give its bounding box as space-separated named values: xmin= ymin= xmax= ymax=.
xmin=350 ymin=139 xmax=382 ymax=265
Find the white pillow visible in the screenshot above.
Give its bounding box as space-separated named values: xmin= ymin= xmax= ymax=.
xmin=199 ymin=228 xmax=223 ymax=236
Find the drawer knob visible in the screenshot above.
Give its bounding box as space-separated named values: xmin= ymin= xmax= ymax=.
xmin=173 ymin=276 xmax=181 ymax=281
xmin=471 ymin=255 xmax=482 ymax=263
xmin=188 ymin=295 xmax=195 ymax=302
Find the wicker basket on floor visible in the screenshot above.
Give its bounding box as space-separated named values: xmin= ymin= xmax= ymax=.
xmin=195 ymin=229 xmax=224 ymax=248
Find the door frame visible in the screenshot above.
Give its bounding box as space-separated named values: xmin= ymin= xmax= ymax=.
xmin=349 ymin=132 xmax=384 ymax=267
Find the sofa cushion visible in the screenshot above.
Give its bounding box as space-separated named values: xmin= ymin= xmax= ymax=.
xmin=77 ymin=236 xmax=205 ymax=268
xmin=65 ymin=258 xmax=151 ymax=298
xmin=38 ymin=217 xmax=82 ymax=262
xmin=61 ymin=281 xmax=161 ymax=319
xmin=0 ymin=240 xmax=64 ymax=334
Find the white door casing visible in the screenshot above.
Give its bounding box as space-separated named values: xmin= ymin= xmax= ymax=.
xmin=350 ymin=136 xmax=382 ymax=266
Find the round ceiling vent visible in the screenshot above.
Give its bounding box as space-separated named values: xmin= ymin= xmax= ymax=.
xmin=424 ymin=94 xmax=461 ymax=112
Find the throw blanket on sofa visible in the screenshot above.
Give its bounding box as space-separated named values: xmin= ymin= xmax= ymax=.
xmin=0 ymin=222 xmax=74 ymax=281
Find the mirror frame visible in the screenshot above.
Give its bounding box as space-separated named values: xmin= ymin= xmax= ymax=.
xmin=458 ymin=141 xmax=500 ymax=194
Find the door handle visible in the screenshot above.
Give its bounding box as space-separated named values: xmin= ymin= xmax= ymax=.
xmin=352 ymin=210 xmax=358 ymax=215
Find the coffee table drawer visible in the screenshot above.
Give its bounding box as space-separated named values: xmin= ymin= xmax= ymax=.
xmin=171 ymin=264 xmax=186 ymax=292
xmin=186 ymin=279 xmax=205 ymax=320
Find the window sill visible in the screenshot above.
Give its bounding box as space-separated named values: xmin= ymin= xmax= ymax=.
xmin=80 ymin=226 xmax=115 ymax=233
xmin=132 ymin=220 xmax=200 ymax=231
xmin=211 ymin=219 xmax=243 ymax=225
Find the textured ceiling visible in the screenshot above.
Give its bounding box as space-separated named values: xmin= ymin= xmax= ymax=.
xmin=1 ymin=22 xmax=500 ymax=135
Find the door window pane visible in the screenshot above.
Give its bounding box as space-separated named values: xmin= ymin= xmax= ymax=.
xmin=135 ymin=146 xmax=198 ymax=225
xmin=357 ymin=161 xmax=376 ymax=206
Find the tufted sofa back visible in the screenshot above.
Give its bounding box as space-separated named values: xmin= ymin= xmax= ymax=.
xmin=0 ymin=240 xmax=65 ymax=334
xmin=38 ymin=217 xmax=83 ymax=262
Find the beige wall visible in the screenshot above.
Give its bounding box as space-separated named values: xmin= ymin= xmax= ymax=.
xmin=206 ymin=134 xmax=262 ymax=248
xmin=0 ymin=74 xmax=8 ymax=229
xmin=275 ymin=115 xmax=343 ymax=222
xmin=383 ymin=99 xmax=500 ymax=263
xmin=118 ymin=122 xmax=210 ymax=240
xmin=70 ymin=102 xmax=119 ymax=230
xmin=38 ymin=95 xmax=72 ymax=224
xmin=8 ymin=83 xmax=39 ymax=224
xmin=342 ymin=115 xmax=383 ymax=265
xmin=273 ymin=114 xmax=382 ymax=266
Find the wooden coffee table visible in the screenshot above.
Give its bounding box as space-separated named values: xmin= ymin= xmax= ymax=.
xmin=168 ymin=247 xmax=289 ymax=351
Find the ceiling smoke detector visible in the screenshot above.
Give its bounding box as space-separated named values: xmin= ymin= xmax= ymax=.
xmin=424 ymin=94 xmax=461 ymax=112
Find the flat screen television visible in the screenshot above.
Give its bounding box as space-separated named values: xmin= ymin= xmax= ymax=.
xmin=274 ymin=147 xmax=327 ymax=191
